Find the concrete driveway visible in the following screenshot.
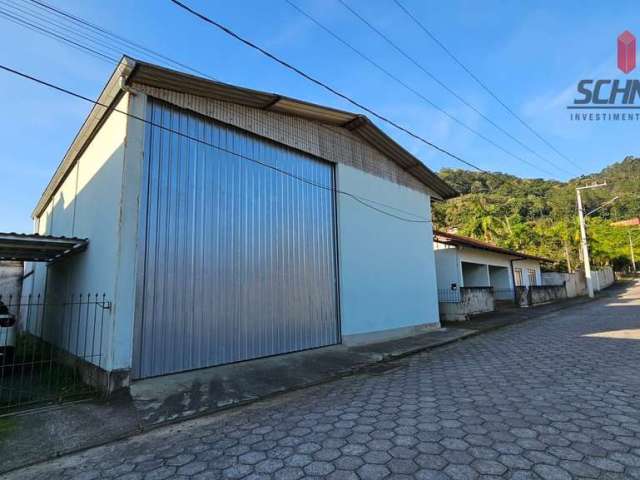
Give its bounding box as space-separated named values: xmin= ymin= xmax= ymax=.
xmin=6 ymin=282 xmax=640 ymax=480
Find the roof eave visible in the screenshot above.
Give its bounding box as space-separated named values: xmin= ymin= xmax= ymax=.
xmin=129 ymin=59 xmax=458 ymax=199
xmin=434 ymin=232 xmax=554 ymax=263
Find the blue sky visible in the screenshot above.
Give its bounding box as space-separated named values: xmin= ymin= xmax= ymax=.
xmin=0 ymin=0 xmax=638 ymax=232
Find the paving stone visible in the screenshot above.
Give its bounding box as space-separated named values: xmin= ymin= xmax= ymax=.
xmin=357 ymin=464 xmax=390 ymax=480
xmin=387 ymin=458 xmax=419 ymax=474
xmin=558 ymin=460 xmax=601 ymax=478
xmin=143 ymin=466 xmax=176 ymax=480
xmin=444 ymin=463 xmax=479 ymax=480
xmin=470 ymin=459 xmax=506 ymax=475
xmin=610 ymin=451 xmax=640 ymax=467
xmin=177 ymin=461 xmax=207 ymax=476
xmin=284 ymin=453 xmax=312 ymax=468
xmin=303 ymin=461 xmax=335 ymax=476
xmin=532 ymin=464 xmax=572 ymax=480
xmin=334 ymin=455 xmax=364 ymax=471
xmin=498 ymin=454 xmax=532 ymax=470
xmin=222 ymin=464 xmax=253 ymax=479
xmin=165 ymin=454 xmax=195 ymax=467
xmin=585 ymin=455 xmax=625 ymax=472
xmin=254 ymin=458 xmax=284 ymax=474
xmin=415 ymin=454 xmax=448 ymax=470
xmin=7 ymin=289 xmax=640 ymax=480
xmin=363 ymin=450 xmax=392 ymax=464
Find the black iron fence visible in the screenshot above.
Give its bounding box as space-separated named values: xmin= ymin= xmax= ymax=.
xmin=0 ymin=293 xmax=110 ymax=415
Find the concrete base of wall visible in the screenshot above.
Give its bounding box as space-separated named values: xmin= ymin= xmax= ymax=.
xmin=57 ymin=349 xmax=131 ymax=395
xmin=342 ymin=323 xmax=440 ymax=346
xmin=439 ymin=287 xmax=496 ymax=321
xmin=517 ymin=285 xmax=567 ymax=307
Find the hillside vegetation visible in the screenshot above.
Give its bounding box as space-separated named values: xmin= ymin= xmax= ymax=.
xmin=432 ymin=156 xmax=640 ymax=271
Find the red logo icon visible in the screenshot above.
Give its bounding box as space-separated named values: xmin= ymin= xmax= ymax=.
xmin=617 ymin=31 xmax=636 ymax=74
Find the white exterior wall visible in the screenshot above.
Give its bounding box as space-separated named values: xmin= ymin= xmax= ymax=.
xmin=337 ymin=164 xmax=440 ymax=340
xmin=434 ymin=244 xmax=545 ymax=292
xmin=434 ymin=246 xmax=461 ymax=291
xmin=513 ymin=259 xmax=543 ymax=287
xmin=27 ymin=92 xmax=146 ymax=372
xmin=457 ymin=248 xmax=514 ymax=289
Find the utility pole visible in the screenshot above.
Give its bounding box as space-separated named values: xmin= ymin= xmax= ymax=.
xmin=576 ymin=183 xmax=607 ymax=298
xmin=629 ymin=230 xmax=637 ymax=274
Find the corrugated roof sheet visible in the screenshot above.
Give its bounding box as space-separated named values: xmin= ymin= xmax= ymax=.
xmin=0 ymin=232 xmax=88 ymax=262
xmin=434 ymin=230 xmax=554 ymax=263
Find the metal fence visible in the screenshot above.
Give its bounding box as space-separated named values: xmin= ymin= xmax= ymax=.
xmin=437 ymin=288 xmax=462 ymax=303
xmin=438 ymin=287 xmax=517 ymax=304
xmin=0 ymin=293 xmax=110 ymax=415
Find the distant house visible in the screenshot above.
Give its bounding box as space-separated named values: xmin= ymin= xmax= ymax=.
xmin=17 ymin=57 xmax=457 ymax=385
xmin=433 ymin=230 xmax=552 ymax=320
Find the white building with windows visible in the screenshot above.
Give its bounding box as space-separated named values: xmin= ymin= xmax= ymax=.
xmin=434 ymin=230 xmax=547 ymax=292
xmin=433 ymin=231 xmax=552 ymax=319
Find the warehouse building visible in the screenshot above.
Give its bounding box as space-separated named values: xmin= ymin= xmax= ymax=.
xmin=23 ymin=57 xmax=456 ymax=383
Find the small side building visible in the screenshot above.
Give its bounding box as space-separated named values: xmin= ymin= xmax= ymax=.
xmin=433 ymin=230 xmax=552 ymax=320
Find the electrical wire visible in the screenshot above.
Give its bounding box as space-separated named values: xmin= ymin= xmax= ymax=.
xmin=284 ymin=1 xmax=562 ymax=178
xmin=0 ymin=0 xmax=455 ymax=171
xmin=7 ymin=0 xmax=561 ymax=185
xmin=0 ymin=63 xmax=433 ymax=224
xmin=0 ymin=7 xmax=118 ymax=63
xmin=22 ymin=0 xmax=217 ymax=81
xmin=335 ymin=0 xmax=574 ymax=177
xmin=1 ymin=0 xmax=129 ymax=60
xmin=391 ymin=0 xmax=583 ymax=173
xmin=168 ymin=0 xmax=489 ymax=174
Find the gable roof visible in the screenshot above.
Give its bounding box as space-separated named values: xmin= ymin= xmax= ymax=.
xmin=433 ymin=230 xmax=554 ymax=263
xmin=33 ymin=56 xmax=457 ymax=218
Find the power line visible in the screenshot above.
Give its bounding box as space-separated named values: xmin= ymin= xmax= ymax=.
xmin=0 ymin=1 xmax=449 ymax=170
xmin=335 ymin=0 xmax=575 ymax=178
xmin=0 ymin=6 xmax=118 ymax=63
xmin=0 ymin=62 xmax=433 ymax=224
xmin=21 ymin=0 xmax=218 ymax=81
xmin=284 ymin=0 xmax=559 ymax=178
xmin=391 ymin=0 xmax=583 ymax=173
xmin=168 ymin=0 xmax=489 ymax=173
xmin=1 ymin=0 xmax=128 ymax=60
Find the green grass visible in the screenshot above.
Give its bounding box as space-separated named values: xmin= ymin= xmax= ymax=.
xmin=0 ymin=417 xmax=16 ymax=442
xmin=0 ymin=334 xmax=98 ymax=414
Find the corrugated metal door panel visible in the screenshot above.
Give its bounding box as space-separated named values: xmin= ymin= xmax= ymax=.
xmin=133 ymin=99 xmax=339 ymax=379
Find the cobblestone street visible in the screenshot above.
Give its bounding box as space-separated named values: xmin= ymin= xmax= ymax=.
xmin=7 ymin=282 xmax=640 ymax=480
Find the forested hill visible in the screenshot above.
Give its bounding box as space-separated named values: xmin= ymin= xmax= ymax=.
xmin=432 ymin=156 xmax=640 ymax=271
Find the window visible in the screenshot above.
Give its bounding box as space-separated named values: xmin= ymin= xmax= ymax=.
xmin=527 ymin=268 xmax=537 ymax=286
xmin=514 ymin=268 xmax=523 ymax=286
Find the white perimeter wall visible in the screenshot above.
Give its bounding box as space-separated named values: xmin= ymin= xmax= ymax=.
xmin=27 ymin=92 xmax=146 ymax=372
xmin=336 ymin=164 xmax=440 ymax=337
